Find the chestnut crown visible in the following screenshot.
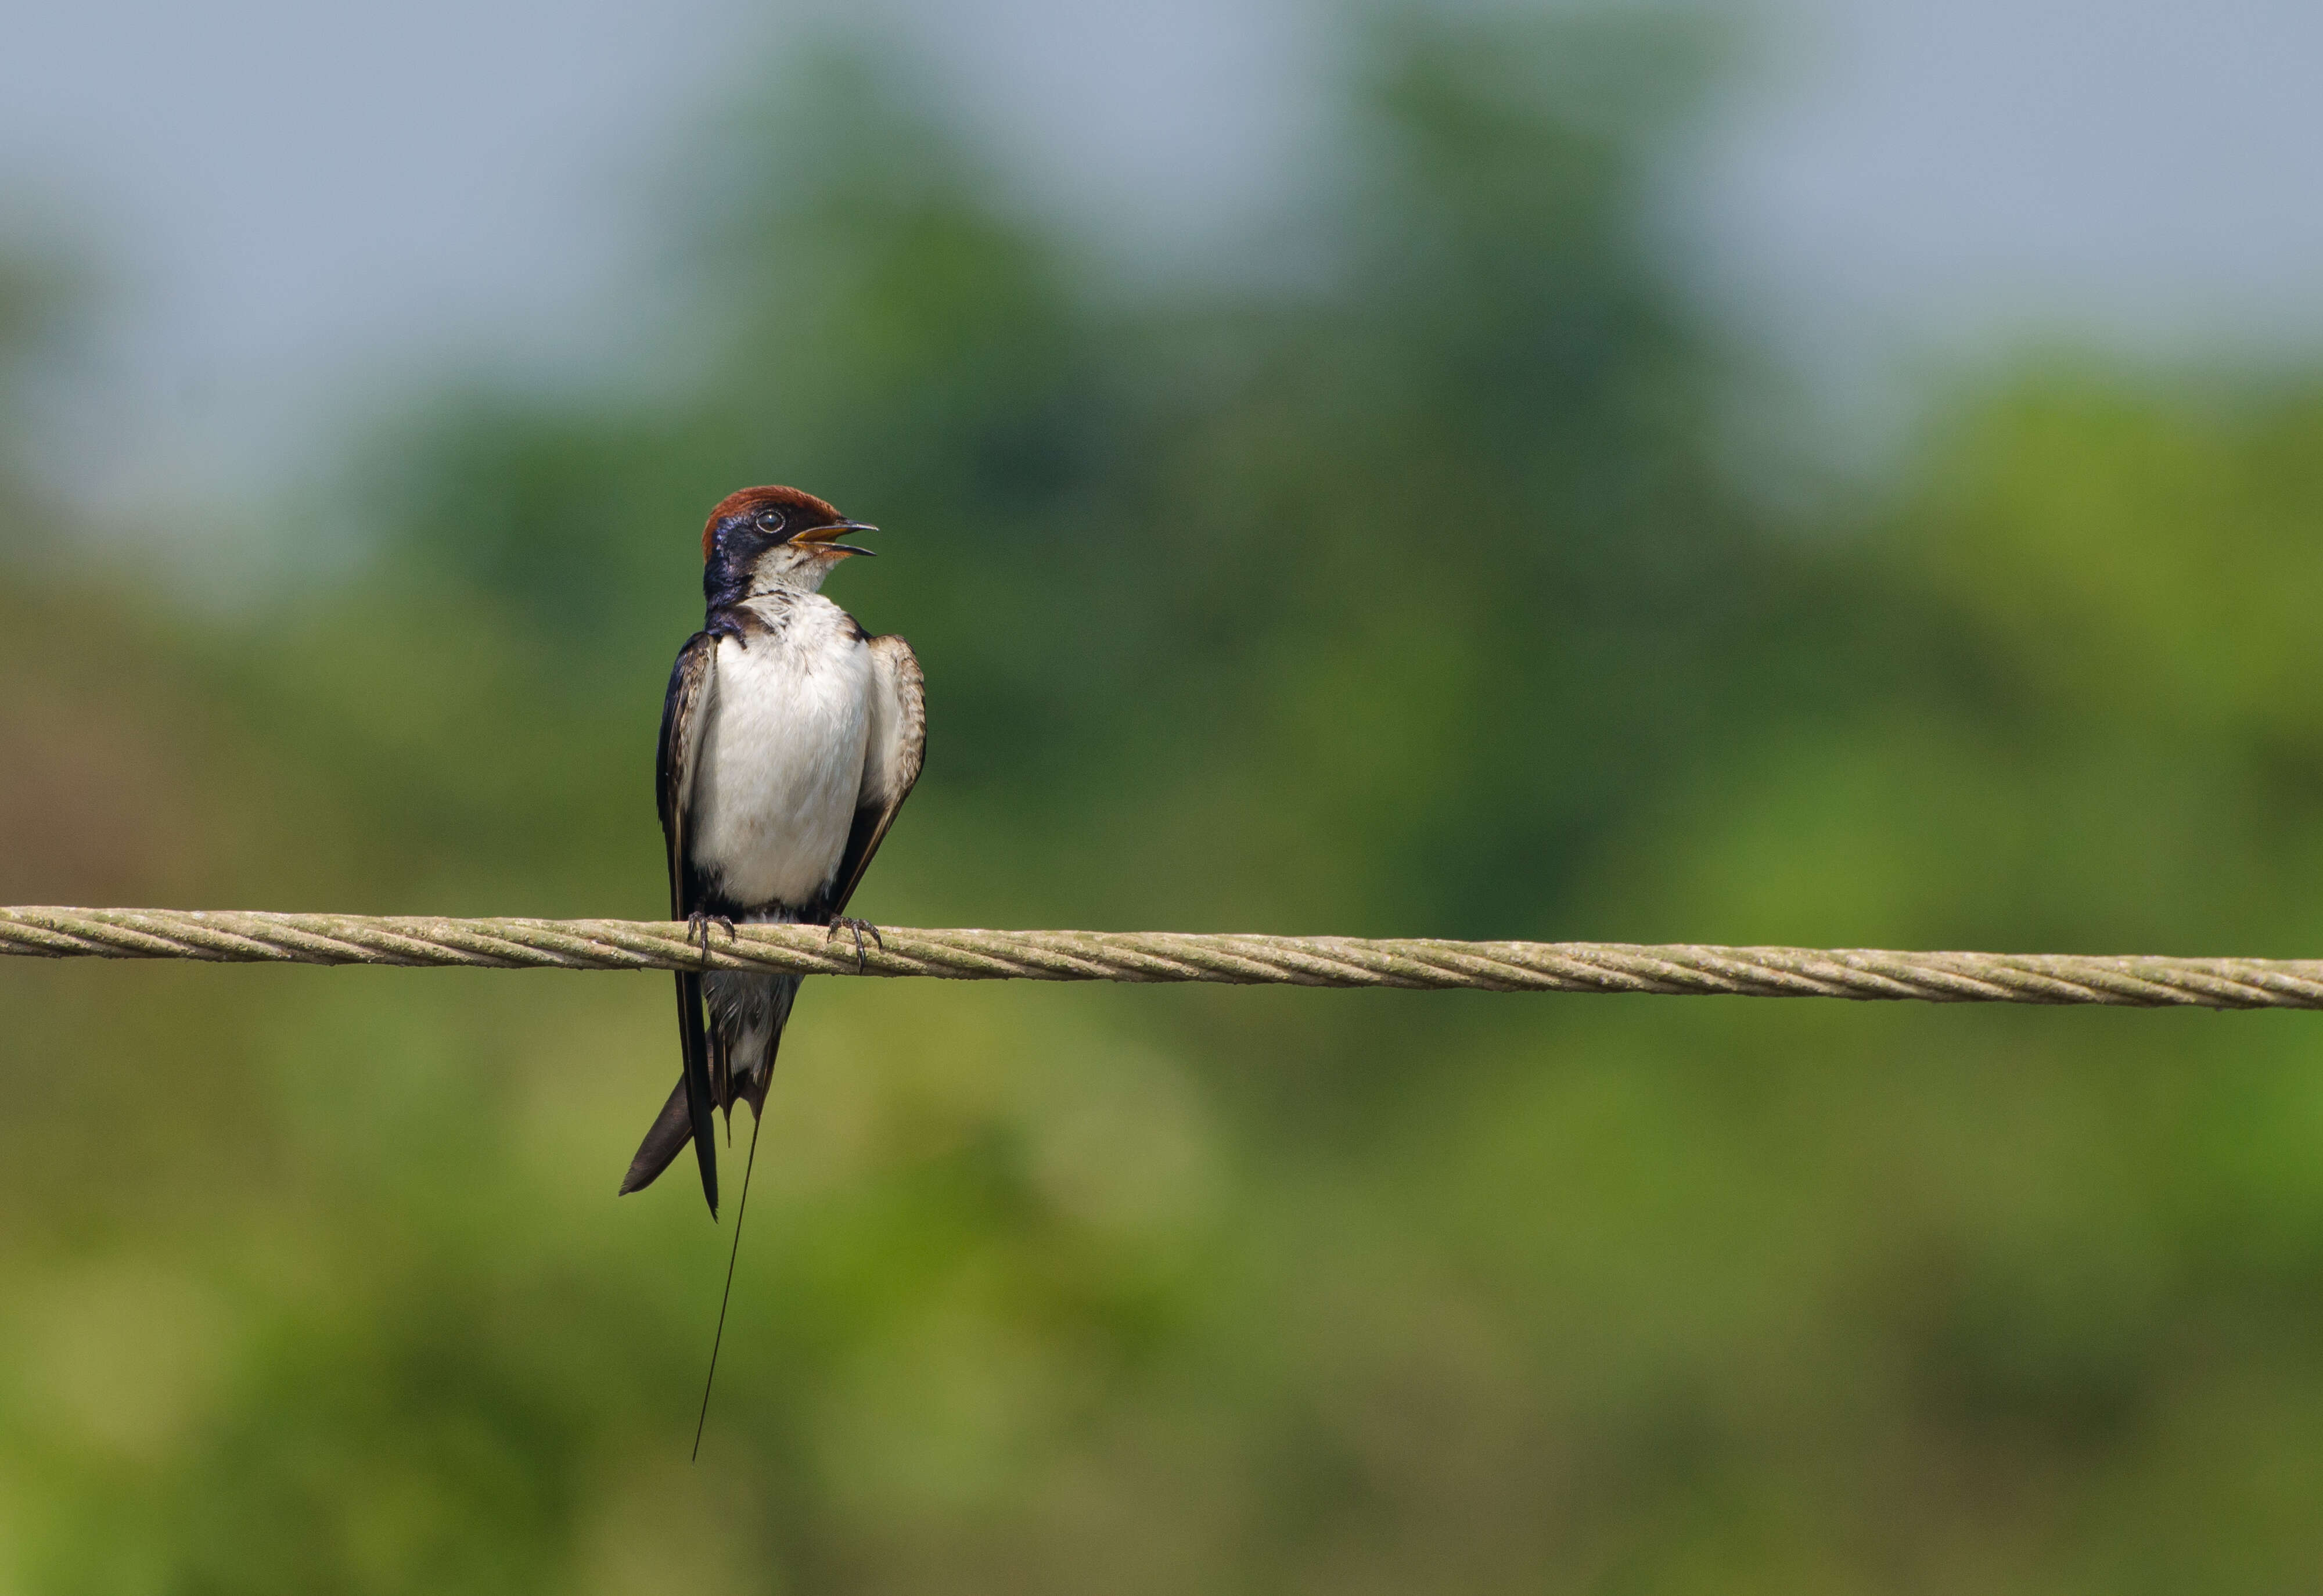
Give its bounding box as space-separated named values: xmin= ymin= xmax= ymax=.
xmin=700 ymin=485 xmax=844 ymax=563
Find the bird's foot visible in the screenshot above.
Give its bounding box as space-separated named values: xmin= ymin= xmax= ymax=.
xmin=826 ymin=915 xmax=884 ymax=972
xmin=688 ymin=911 xmax=738 ymax=960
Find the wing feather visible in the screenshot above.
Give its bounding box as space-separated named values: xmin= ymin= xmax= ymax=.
xmin=659 ymin=631 xmax=718 ymax=918
xmin=655 ymin=631 xmax=721 ymax=1215
xmin=828 ymin=632 xmax=926 ymax=917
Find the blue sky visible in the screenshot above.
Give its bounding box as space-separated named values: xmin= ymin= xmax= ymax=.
xmin=3 ymin=0 xmax=2320 ymax=514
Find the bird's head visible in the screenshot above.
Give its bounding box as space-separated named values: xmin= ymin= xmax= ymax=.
xmin=701 ymin=485 xmax=876 ymax=606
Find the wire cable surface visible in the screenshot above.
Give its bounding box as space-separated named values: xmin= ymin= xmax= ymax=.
xmin=5 ymin=907 xmax=2322 ymax=1009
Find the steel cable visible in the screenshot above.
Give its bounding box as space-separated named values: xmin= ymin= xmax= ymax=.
xmin=4 ymin=907 xmax=2321 ymax=1009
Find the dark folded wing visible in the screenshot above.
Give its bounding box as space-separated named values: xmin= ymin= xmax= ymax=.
xmin=829 ymin=632 xmax=927 ymax=917
xmin=658 ymin=630 xmax=721 ymax=1215
xmin=659 ymin=631 xmax=718 ymax=918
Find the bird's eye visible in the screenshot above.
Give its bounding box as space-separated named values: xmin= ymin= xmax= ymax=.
xmin=756 ymin=509 xmax=787 ymax=534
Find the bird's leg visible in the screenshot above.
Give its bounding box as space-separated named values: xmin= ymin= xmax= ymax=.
xmin=826 ymin=915 xmax=884 ymax=972
xmin=688 ymin=910 xmax=738 ymax=959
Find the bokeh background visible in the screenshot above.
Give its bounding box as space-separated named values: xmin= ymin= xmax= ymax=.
xmin=6 ymin=2 xmax=2323 ymax=1590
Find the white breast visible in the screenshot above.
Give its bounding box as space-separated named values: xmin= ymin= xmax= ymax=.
xmin=690 ymin=597 xmax=873 ymax=909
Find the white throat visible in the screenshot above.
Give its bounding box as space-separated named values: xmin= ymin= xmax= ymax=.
xmin=744 ymin=549 xmax=836 ymax=600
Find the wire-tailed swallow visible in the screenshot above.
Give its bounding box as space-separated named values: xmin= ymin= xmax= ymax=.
xmin=621 ymin=484 xmax=926 ymax=1216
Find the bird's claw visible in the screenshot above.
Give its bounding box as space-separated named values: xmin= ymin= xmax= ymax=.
xmin=688 ymin=911 xmax=738 ymax=961
xmin=826 ymin=915 xmax=883 ymax=972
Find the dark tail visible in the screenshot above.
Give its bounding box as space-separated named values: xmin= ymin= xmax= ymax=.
xmin=626 ymin=969 xmax=802 ymax=1208
xmin=620 ymin=969 xmax=719 ymax=1214
xmin=620 ymin=1077 xmax=692 ymax=1195
xmin=677 ymin=968 xmax=721 ymax=1216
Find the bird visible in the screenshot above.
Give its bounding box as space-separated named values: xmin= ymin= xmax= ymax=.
xmin=620 ymin=484 xmax=926 ymax=1217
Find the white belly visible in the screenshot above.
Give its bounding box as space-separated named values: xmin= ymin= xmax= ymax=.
xmin=690 ymin=602 xmax=872 ymax=909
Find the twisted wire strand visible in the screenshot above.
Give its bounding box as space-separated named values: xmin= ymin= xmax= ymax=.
xmin=4 ymin=907 xmax=2322 ymax=1009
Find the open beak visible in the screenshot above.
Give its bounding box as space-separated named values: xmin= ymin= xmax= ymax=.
xmin=792 ymin=520 xmax=878 ymax=558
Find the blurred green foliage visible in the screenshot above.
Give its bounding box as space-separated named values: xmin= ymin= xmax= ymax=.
xmin=8 ymin=13 xmax=2323 ymax=1593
